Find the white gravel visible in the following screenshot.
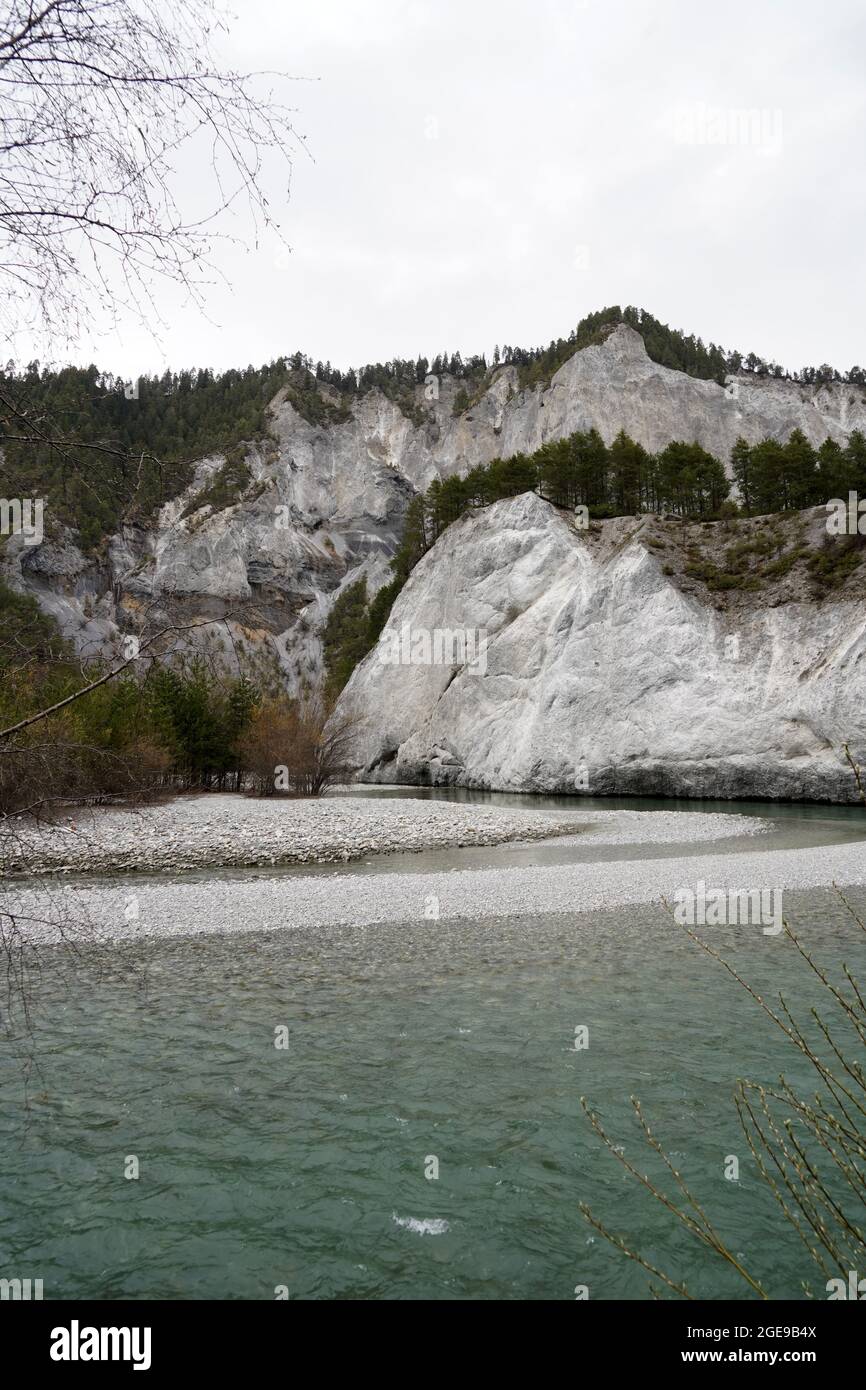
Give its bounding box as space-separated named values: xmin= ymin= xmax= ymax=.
xmin=569 ymin=809 xmax=770 ymax=846
xmin=5 ymin=836 xmax=865 ymax=948
xmin=1 ymin=794 xmax=586 ymax=874
xmin=6 ymin=794 xmax=855 ymax=949
xmin=0 ymin=794 xmax=767 ymax=876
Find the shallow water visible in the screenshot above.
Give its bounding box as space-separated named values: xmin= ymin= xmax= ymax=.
xmin=1 ymin=874 xmax=864 ymax=1300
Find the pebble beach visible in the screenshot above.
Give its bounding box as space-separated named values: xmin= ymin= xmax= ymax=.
xmin=0 ymin=792 xmax=771 ymax=876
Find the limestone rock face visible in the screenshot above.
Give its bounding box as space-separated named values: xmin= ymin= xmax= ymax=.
xmin=492 ymin=325 xmax=866 ymax=458
xmin=5 ymin=325 xmax=866 ymax=695
xmin=337 ymin=492 xmax=866 ymax=802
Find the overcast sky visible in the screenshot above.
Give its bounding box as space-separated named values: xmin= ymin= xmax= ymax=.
xmin=63 ymin=0 xmax=866 ymax=378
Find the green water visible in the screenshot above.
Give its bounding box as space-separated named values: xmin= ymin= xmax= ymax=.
xmin=1 ymin=878 xmax=864 ymax=1300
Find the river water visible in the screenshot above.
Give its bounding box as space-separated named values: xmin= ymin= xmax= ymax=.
xmin=1 ymin=793 xmax=864 ymax=1300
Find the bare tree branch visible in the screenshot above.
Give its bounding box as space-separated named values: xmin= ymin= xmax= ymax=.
xmin=0 ymin=0 xmax=306 ymax=348
xmin=0 ymin=616 xmax=219 ymax=739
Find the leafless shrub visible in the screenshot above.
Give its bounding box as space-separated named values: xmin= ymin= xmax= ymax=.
xmin=239 ymin=696 xmax=301 ymax=796
xmin=0 ymin=734 xmax=171 ymax=819
xmin=240 ymin=695 xmax=357 ymax=797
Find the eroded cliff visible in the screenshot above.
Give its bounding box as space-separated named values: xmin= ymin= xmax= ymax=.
xmin=4 ymin=324 xmax=866 ymax=700
xmin=337 ymin=493 xmax=866 ymax=802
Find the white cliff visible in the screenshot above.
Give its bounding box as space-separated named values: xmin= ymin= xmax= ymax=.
xmin=338 ymin=492 xmax=866 ymax=802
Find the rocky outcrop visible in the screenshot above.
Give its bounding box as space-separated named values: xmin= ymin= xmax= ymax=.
xmin=337 ymin=492 xmax=866 ymax=802
xmin=457 ymin=325 xmax=866 ymax=463
xmin=5 ymin=324 xmax=866 ymax=694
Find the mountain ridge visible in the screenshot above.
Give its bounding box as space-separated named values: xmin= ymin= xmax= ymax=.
xmin=3 ymin=322 xmax=866 ymax=700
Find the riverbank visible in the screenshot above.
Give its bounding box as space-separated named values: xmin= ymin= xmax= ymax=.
xmin=0 ymin=793 xmax=770 ymax=877
xmin=1 ymin=793 xmax=591 ymax=875
xmin=12 ymin=793 xmax=865 ymax=951
xmin=4 ymin=836 xmax=865 ymax=946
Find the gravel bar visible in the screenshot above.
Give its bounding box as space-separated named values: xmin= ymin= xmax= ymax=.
xmin=7 ymin=834 xmax=864 ymax=948
xmin=0 ymin=795 xmax=766 ymax=876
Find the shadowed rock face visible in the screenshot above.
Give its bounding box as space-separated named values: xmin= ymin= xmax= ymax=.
xmin=5 ymin=325 xmax=866 ymax=696
xmin=337 ymin=492 xmax=866 ymax=803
